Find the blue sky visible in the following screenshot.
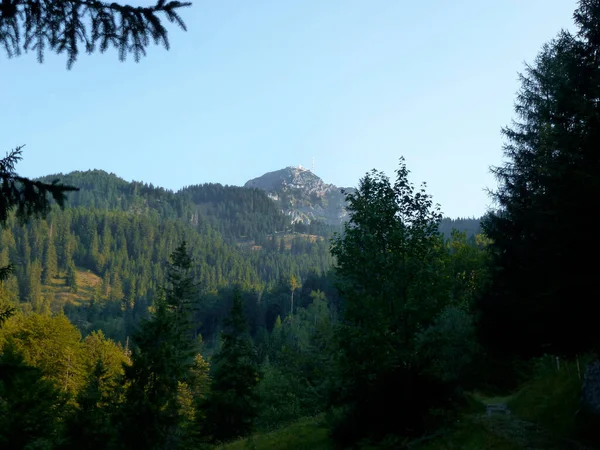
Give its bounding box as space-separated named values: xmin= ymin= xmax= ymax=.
xmin=1 ymin=0 xmax=578 ymax=218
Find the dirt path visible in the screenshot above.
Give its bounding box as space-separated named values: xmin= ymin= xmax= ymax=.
xmin=478 ymin=402 xmax=593 ymax=450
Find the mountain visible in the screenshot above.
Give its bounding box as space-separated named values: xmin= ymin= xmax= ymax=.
xmin=244 ymin=166 xmax=353 ymax=226
xmin=37 ymin=170 xmax=295 ymax=242
xmin=243 ymin=166 xmax=483 ymax=238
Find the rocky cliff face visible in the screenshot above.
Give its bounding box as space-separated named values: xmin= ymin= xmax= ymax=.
xmin=244 ymin=166 xmax=353 ymax=226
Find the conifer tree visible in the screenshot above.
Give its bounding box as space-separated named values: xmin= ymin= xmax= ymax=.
xmin=289 ymin=273 xmax=299 ymax=316
xmin=0 ymin=0 xmax=192 ymax=69
xmin=41 ymin=235 xmax=58 ymax=284
xmin=0 ymin=341 xmax=70 ymax=449
xmin=480 ymin=0 xmax=600 ymax=359
xmin=119 ymin=241 xmax=197 ymax=450
xmin=67 ymin=262 xmax=78 ymax=293
xmin=64 ymin=359 xmax=117 ymax=450
xmin=0 ymin=148 xmax=77 ymax=318
xmin=204 ymin=289 xmax=260 ymax=443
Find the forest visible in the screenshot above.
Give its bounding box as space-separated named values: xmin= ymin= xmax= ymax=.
xmin=2 ymin=1 xmax=600 ymax=449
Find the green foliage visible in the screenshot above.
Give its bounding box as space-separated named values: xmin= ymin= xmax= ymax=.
xmin=0 ymin=147 xmax=77 ymax=226
xmin=0 ymin=340 xmax=71 ymax=450
xmin=216 ymin=415 xmax=333 ymax=450
xmin=205 ymin=289 xmax=261 ymax=443
xmin=119 ymin=241 xmax=198 ymax=449
xmin=0 ymin=168 xmax=336 ymax=345
xmin=507 ymin=355 xmax=589 ymax=441
xmin=179 ymin=183 xmax=290 ymax=242
xmin=67 ymin=263 xmax=78 ymax=293
xmin=329 ymin=158 xmax=456 ymax=446
xmin=1 ymin=147 xmax=78 ymax=311
xmin=0 ymin=0 xmax=191 ymax=68
xmin=438 ymin=217 xmax=481 ymax=240
xmin=255 ymin=359 xmax=303 ymax=430
xmin=41 ymin=234 xmax=58 ymax=284
xmin=414 ymin=305 xmax=481 ymax=385
xmin=0 ymin=313 xmax=87 ymax=394
xmin=480 ymin=0 xmax=600 ymax=359
xmin=64 ymin=359 xmax=119 ymax=450
xmin=416 ymin=418 xmax=521 ymax=450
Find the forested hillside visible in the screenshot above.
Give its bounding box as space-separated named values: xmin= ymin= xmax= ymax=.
xmin=0 ymin=173 xmax=338 ymax=345
xmin=3 ymin=1 xmax=600 ymax=449
xmin=37 ymin=170 xmax=295 ymax=242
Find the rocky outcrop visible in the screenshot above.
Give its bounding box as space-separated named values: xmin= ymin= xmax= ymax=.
xmin=244 ymin=166 xmax=353 ymax=226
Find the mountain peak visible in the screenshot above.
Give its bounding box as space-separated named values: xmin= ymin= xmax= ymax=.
xmin=244 ymin=166 xmax=351 ymax=225
xmin=244 ymin=166 xmax=325 ymax=194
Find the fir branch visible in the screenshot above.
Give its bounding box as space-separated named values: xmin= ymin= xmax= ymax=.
xmin=0 ymin=263 xmax=13 ymax=282
xmin=0 ymin=145 xmax=79 ymax=225
xmin=0 ymin=305 xmax=15 ymax=325
xmin=0 ymin=0 xmax=191 ymax=68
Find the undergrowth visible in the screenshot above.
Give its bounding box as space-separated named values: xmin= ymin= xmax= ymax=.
xmin=508 ymin=355 xmax=586 ymax=439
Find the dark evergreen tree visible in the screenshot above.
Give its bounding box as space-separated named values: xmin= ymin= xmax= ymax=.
xmin=0 ymin=147 xmax=76 ymax=319
xmin=0 ymin=0 xmax=191 ymax=69
xmin=0 ymin=341 xmax=70 ymax=449
xmin=118 ymin=241 xmax=197 ymax=450
xmin=63 ymin=359 xmax=117 ymax=450
xmin=479 ymin=0 xmax=600 ymax=360
xmin=41 ymin=235 xmax=58 ymax=284
xmin=204 ymin=289 xmax=260 ymax=443
xmin=67 ymin=262 xmax=78 ymax=293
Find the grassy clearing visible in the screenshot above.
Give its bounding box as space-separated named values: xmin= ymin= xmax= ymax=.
xmin=42 ymin=268 xmax=102 ymax=310
xmin=215 ymin=416 xmax=332 ymax=450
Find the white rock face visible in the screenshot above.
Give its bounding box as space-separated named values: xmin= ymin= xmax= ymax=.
xmin=244 ymin=167 xmax=354 ymax=226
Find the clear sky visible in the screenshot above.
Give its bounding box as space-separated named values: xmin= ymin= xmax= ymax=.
xmin=1 ymin=0 xmax=578 ymax=218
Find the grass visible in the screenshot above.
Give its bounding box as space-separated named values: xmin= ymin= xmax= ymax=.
xmin=215 ymin=416 xmax=333 ymax=450
xmin=507 ymin=355 xmax=584 ymax=439
xmin=42 ymin=267 xmax=102 ymax=310
xmin=216 ymin=357 xmax=597 ymax=450
xmin=416 ymin=418 xmax=521 ymax=450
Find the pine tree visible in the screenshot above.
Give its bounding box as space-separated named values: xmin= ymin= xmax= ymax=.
xmin=0 ymin=0 xmax=191 ymax=69
xmin=204 ymin=289 xmax=260 ymax=443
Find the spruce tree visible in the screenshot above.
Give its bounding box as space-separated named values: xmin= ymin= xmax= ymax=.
xmin=0 ymin=0 xmax=191 ymax=69
xmin=0 ymin=341 xmax=70 ymax=449
xmin=480 ymin=0 xmax=600 ymax=359
xmin=63 ymin=359 xmax=117 ymax=450
xmin=41 ymin=235 xmax=58 ymax=284
xmin=204 ymin=289 xmax=260 ymax=443
xmin=119 ymin=241 xmax=197 ymax=450
xmin=67 ymin=262 xmax=78 ymax=293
